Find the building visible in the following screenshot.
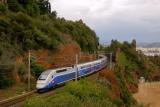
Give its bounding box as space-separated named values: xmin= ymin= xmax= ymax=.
xmin=136 ymin=47 xmax=160 ymax=56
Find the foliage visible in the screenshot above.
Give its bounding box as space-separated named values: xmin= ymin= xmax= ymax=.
xmin=25 ymin=79 xmax=116 ymax=107
xmin=0 ymin=64 xmax=15 ymax=89
xmin=38 ymin=0 xmax=51 ymax=14
xmin=113 ymin=98 xmax=124 ymax=107
xmin=7 ymin=0 xmax=24 ymax=12
xmin=17 ymin=64 xmax=26 ymax=76
xmin=31 ymin=64 xmax=45 ymax=77
xmin=0 ymin=3 xmax=7 ymax=14
xmin=0 ymin=9 xmax=98 ymax=54
xmin=30 ymin=56 xmax=45 ymax=77
xmin=149 ymin=56 xmax=160 ymax=68
xmin=106 ymin=40 xmax=159 ymax=80
xmin=115 ymin=66 xmax=136 ymax=106
xmin=7 ymin=0 xmax=50 ymax=15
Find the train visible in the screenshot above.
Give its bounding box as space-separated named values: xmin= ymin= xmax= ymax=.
xmin=36 ymin=55 xmax=107 ymax=92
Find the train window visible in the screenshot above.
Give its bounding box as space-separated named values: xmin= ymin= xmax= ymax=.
xmin=81 ymin=66 xmax=86 ymax=69
xmin=39 ymin=75 xmax=48 ymax=80
xmin=81 ymin=65 xmax=90 ymax=69
xmin=56 ymin=69 xmax=67 ymax=73
xmin=80 ymin=66 xmax=83 ymax=69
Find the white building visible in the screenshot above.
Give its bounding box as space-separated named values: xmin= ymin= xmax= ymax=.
xmin=136 ymin=47 xmax=160 ymax=56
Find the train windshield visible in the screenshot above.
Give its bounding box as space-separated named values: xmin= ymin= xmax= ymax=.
xmin=38 ymin=74 xmax=48 ymax=80
xmin=38 ymin=70 xmax=52 ymax=80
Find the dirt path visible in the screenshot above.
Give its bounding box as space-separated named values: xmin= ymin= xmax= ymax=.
xmin=133 ymin=82 xmax=160 ymax=107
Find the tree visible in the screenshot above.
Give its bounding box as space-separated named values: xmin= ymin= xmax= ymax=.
xmin=7 ymin=0 xmax=24 ymax=12
xmin=18 ymin=0 xmax=30 ymax=4
xmin=38 ymin=0 xmax=51 ymax=14
xmin=131 ymin=39 xmax=136 ymax=49
xmin=50 ymin=11 xmax=57 ymax=19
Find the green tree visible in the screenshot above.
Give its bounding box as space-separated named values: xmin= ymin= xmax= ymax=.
xmin=7 ymin=0 xmax=24 ymax=12
xmin=38 ymin=0 xmax=51 ymax=14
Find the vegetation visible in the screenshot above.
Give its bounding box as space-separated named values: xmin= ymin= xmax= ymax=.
xmin=25 ymin=79 xmax=116 ymax=107
xmin=114 ymin=66 xmax=136 ymax=106
xmin=106 ymin=40 xmax=159 ymax=80
xmin=0 ymin=64 xmax=15 ymax=88
xmin=149 ymin=56 xmax=160 ymax=69
xmin=25 ymin=79 xmax=144 ymax=107
xmin=0 ymin=0 xmax=98 ymax=54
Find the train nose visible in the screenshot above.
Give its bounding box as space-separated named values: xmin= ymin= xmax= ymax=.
xmin=36 ymin=81 xmax=46 ymax=89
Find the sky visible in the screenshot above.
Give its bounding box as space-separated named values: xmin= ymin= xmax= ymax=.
xmin=50 ymin=0 xmax=160 ymax=44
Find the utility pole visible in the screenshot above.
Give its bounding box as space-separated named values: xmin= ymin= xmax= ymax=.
xmin=104 ymin=52 xmax=113 ymax=70
xmin=28 ymin=50 xmax=31 ymax=91
xmin=110 ymin=52 xmax=112 ymax=70
xmin=75 ymin=54 xmax=78 ymax=81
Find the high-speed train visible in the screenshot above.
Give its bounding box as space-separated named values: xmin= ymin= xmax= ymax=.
xmin=36 ymin=55 xmax=107 ymax=92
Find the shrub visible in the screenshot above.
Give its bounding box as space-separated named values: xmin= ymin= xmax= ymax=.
xmin=31 ymin=64 xmax=44 ymax=77
xmin=11 ymin=12 xmax=33 ymax=28
xmin=7 ymin=0 xmax=25 ymax=12
xmin=25 ymin=79 xmax=116 ymax=107
xmin=113 ymin=98 xmax=124 ymax=107
xmin=17 ymin=64 xmax=26 ymax=76
xmin=0 ymin=3 xmax=7 ymax=14
xmin=0 ymin=64 xmax=15 ymax=89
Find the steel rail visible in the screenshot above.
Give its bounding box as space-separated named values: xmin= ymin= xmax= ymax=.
xmin=0 ymin=90 xmax=36 ymax=107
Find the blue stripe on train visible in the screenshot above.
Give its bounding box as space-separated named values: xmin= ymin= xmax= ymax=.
xmin=46 ymin=72 xmax=76 ymax=89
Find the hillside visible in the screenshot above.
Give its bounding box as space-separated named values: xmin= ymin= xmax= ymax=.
xmin=24 ymin=40 xmax=160 ymax=107
xmin=0 ymin=0 xmax=99 ymax=89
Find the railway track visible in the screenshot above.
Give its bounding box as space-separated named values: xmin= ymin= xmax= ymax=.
xmin=0 ymin=86 xmax=63 ymax=107
xmin=0 ymin=90 xmax=36 ymax=107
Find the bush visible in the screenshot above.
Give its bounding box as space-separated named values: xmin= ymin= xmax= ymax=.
xmin=0 ymin=3 xmax=7 ymax=14
xmin=31 ymin=64 xmax=44 ymax=77
xmin=17 ymin=64 xmax=26 ymax=76
xmin=0 ymin=64 xmax=15 ymax=89
xmin=7 ymin=0 xmax=25 ymax=12
xmin=113 ymin=98 xmax=124 ymax=107
xmin=25 ymin=79 xmax=116 ymax=107
xmin=11 ymin=12 xmax=33 ymax=28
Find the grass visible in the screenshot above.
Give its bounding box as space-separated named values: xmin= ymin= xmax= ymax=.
xmin=25 ymin=79 xmax=116 ymax=107
xmin=24 ymin=78 xmax=145 ymax=107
